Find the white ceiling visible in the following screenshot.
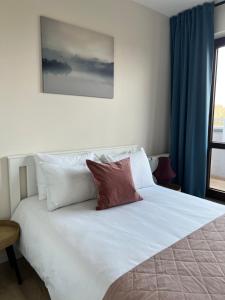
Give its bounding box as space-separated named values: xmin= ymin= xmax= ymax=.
xmin=132 ymin=0 xmax=221 ymax=17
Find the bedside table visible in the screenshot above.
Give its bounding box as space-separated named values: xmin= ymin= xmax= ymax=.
xmin=159 ymin=183 xmax=181 ymax=191
xmin=0 ymin=220 xmax=22 ymax=284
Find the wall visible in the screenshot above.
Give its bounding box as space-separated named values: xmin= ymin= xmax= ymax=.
xmin=215 ymin=5 xmax=225 ymax=37
xmin=0 ymin=0 xmax=170 ymax=219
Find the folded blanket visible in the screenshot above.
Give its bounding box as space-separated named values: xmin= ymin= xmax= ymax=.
xmin=104 ymin=213 xmax=225 ymax=300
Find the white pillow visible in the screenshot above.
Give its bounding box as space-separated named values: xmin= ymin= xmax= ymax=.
xmin=101 ymin=148 xmax=155 ymax=189
xmin=40 ymin=162 xmax=97 ymax=211
xmin=34 ymin=152 xmax=95 ymax=200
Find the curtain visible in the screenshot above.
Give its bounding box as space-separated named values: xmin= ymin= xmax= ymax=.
xmin=170 ymin=3 xmax=214 ymax=197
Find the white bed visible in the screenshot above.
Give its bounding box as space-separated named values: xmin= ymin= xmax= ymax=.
xmin=8 ymin=145 xmax=225 ymax=300
xmin=12 ymin=186 xmax=225 ymax=300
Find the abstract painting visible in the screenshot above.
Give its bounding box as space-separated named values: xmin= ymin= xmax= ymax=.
xmin=40 ymin=17 xmax=114 ymax=98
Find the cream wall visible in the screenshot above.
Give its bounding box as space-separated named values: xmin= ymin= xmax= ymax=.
xmin=0 ymin=0 xmax=170 ymax=219
xmin=215 ymin=5 xmax=225 ymax=37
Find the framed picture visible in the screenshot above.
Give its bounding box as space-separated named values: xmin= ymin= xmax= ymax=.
xmin=40 ymin=16 xmax=114 ymax=98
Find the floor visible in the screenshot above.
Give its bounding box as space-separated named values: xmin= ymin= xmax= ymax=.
xmin=0 ymin=258 xmax=50 ymax=300
xmin=210 ymin=177 xmax=225 ymax=192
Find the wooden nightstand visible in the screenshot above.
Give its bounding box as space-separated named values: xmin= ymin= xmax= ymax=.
xmin=0 ymin=220 xmax=22 ymax=284
xmin=159 ymin=183 xmax=181 ymax=191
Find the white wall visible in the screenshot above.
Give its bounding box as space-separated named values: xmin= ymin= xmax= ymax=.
xmin=0 ymin=0 xmax=170 ymax=219
xmin=215 ymin=5 xmax=225 ymax=37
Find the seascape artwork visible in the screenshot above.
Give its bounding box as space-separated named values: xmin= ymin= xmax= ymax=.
xmin=41 ymin=17 xmax=114 ymax=98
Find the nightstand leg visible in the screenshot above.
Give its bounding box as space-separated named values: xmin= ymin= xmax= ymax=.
xmin=6 ymin=245 xmax=22 ymax=285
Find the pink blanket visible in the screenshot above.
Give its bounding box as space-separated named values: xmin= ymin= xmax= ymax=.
xmin=104 ymin=213 xmax=225 ymax=300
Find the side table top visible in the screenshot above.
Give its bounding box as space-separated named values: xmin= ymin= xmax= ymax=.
xmin=0 ymin=220 xmax=20 ymax=251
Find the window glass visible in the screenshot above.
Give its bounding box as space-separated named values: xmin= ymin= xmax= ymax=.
xmin=212 ymin=46 xmax=225 ymax=143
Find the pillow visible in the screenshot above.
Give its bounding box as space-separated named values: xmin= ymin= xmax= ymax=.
xmin=34 ymin=152 xmax=95 ymax=200
xmin=86 ymin=158 xmax=143 ymax=210
xmin=101 ymin=148 xmax=154 ymax=189
xmin=40 ymin=162 xmax=97 ymax=211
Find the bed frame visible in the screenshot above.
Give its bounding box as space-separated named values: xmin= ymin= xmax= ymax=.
xmin=7 ymin=145 xmax=164 ymax=216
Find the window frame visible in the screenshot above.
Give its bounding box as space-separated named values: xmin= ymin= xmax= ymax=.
xmin=206 ymin=37 xmax=225 ymax=200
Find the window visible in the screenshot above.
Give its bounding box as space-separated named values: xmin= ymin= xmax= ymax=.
xmin=207 ymin=37 xmax=225 ymax=200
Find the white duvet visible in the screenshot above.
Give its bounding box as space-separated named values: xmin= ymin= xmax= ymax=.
xmin=12 ymin=186 xmax=225 ymax=300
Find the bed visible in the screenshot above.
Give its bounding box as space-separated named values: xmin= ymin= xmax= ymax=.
xmin=8 ymin=145 xmax=225 ymax=300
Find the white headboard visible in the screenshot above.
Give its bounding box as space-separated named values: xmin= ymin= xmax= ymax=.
xmin=7 ymin=144 xmax=167 ymax=216
xmin=7 ymin=145 xmax=140 ymax=216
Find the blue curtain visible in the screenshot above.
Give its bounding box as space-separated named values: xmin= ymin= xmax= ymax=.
xmin=170 ymin=3 xmax=214 ymax=197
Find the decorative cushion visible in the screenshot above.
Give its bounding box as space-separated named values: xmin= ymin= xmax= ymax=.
xmin=86 ymin=158 xmax=143 ymax=210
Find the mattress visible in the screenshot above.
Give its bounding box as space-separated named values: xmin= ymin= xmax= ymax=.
xmin=12 ymin=186 xmax=225 ymax=300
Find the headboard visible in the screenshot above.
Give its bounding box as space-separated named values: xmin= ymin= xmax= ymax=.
xmin=7 ymin=145 xmax=167 ymax=216
xmin=8 ymin=145 xmax=140 ymax=216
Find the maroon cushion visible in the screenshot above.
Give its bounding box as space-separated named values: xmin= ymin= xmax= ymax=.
xmin=86 ymin=158 xmax=143 ymax=210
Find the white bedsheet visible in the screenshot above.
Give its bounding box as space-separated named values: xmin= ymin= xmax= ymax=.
xmin=12 ymin=186 xmax=225 ymax=300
